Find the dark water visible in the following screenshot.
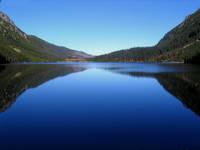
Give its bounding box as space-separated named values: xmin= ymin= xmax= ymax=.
xmin=0 ymin=63 xmax=200 ymax=150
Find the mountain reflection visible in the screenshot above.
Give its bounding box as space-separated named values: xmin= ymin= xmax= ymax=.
xmin=156 ymin=73 xmax=200 ymax=116
xmin=109 ymin=70 xmax=200 ymax=117
xmin=0 ymin=64 xmax=87 ymax=112
xmin=0 ymin=63 xmax=200 ymax=118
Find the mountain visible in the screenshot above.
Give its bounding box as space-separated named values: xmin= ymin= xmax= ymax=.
xmin=0 ymin=12 xmax=92 ymax=63
xmin=93 ymin=9 xmax=200 ymax=63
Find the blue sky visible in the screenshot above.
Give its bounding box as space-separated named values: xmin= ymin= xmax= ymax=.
xmin=0 ymin=0 xmax=199 ymax=55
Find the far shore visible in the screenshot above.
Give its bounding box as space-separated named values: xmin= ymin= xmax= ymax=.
xmin=0 ymin=60 xmax=190 ymax=66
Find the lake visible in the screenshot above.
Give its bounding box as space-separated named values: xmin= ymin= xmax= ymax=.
xmin=0 ymin=62 xmax=200 ymax=150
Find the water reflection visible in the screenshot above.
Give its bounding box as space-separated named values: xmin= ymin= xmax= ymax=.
xmin=0 ymin=63 xmax=200 ymax=118
xmin=0 ymin=64 xmax=87 ymax=112
xmin=104 ymin=67 xmax=200 ymax=117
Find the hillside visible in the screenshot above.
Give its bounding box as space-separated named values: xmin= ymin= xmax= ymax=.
xmin=0 ymin=12 xmax=92 ymax=63
xmin=93 ymin=9 xmax=200 ymax=63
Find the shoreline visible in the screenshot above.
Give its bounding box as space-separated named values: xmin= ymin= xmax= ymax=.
xmin=0 ymin=61 xmax=192 ymax=66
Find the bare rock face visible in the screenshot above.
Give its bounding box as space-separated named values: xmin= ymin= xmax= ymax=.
xmin=0 ymin=12 xmax=15 ymax=25
xmin=0 ymin=11 xmax=27 ymax=39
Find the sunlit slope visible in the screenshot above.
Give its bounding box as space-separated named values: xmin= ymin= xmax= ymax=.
xmin=0 ymin=12 xmax=91 ymax=63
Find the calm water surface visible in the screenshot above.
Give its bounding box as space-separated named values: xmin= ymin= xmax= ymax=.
xmin=0 ymin=62 xmax=200 ymax=150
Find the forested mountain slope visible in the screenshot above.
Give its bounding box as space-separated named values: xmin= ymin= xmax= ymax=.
xmin=0 ymin=12 xmax=91 ymax=63
xmin=93 ymin=9 xmax=200 ymax=63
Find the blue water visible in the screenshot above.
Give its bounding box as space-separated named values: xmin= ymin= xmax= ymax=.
xmin=0 ymin=63 xmax=200 ymax=150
